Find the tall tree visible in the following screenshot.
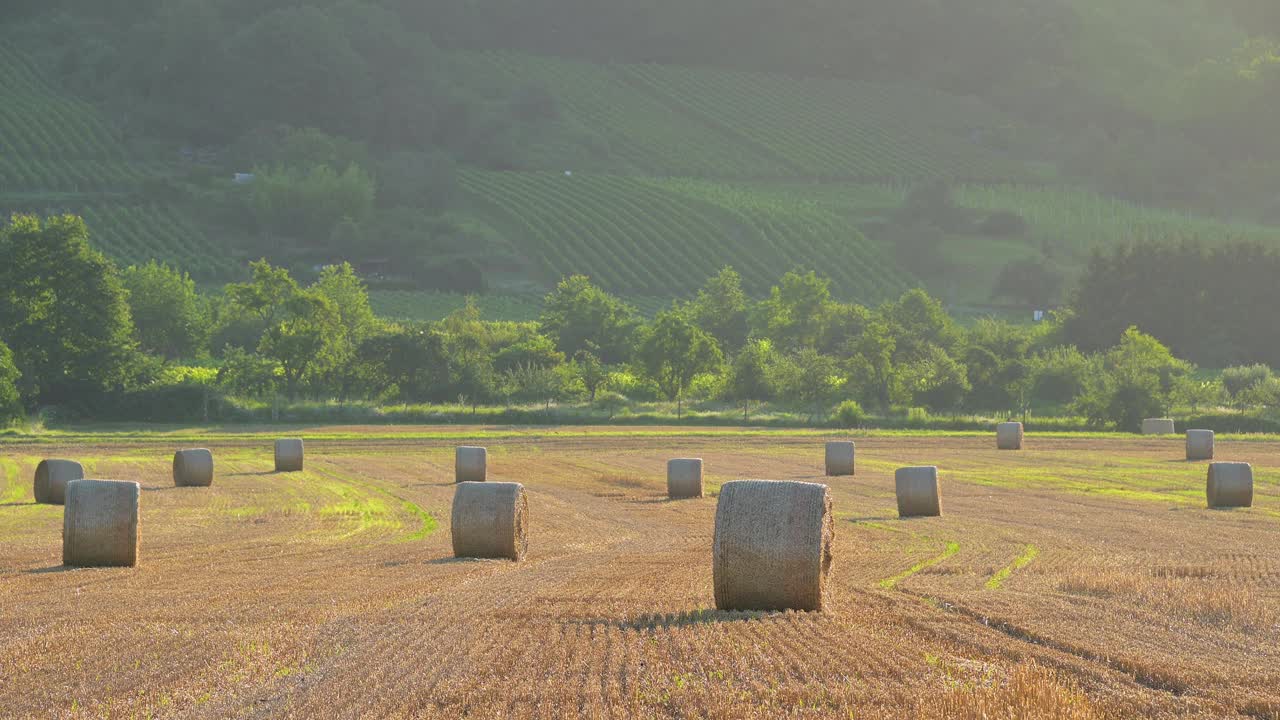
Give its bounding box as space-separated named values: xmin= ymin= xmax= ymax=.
xmin=687 ymin=266 xmax=751 ymax=354
xmin=122 ymin=260 xmax=209 ymax=360
xmin=724 ymin=339 xmax=775 ymax=420
xmin=0 ymin=340 xmax=22 ymax=424
xmin=258 ymin=290 xmax=346 ymax=399
xmin=756 ymin=269 xmax=835 ymax=351
xmin=538 ymin=275 xmax=639 ymax=364
xmin=638 ymin=308 xmax=723 ymax=418
xmin=0 ymin=214 xmax=137 ymax=406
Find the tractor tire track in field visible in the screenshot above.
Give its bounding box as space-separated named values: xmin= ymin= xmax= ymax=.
xmin=896 ymin=587 xmax=1193 ymax=697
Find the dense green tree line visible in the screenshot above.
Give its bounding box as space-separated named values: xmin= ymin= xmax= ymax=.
xmin=1066 ymin=240 xmax=1280 ymax=368
xmin=0 ymin=213 xmax=1255 ymax=430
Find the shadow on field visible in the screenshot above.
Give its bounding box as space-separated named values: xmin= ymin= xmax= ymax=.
xmin=626 ymin=496 xmax=709 ymax=505
xmin=425 ymin=557 xmax=513 ymax=565
xmin=26 ymin=565 xmax=73 ymax=574
xmin=567 ymin=609 xmax=770 ymax=630
xmin=226 ymin=471 xmax=282 ymax=477
xmin=844 ymin=515 xmax=899 ymax=523
xmin=0 ymin=501 xmax=37 ymax=507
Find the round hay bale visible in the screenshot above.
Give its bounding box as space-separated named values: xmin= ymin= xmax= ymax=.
xmin=173 ymin=449 xmax=214 ymax=487
xmin=1207 ymin=462 xmax=1252 ymax=509
xmin=63 ymin=479 xmax=140 ymax=568
xmin=451 ymin=481 xmax=528 ymax=560
xmin=824 ymin=441 xmax=855 ymax=476
xmin=667 ymin=458 xmax=704 ymax=499
xmin=455 ymin=446 xmax=487 ymax=483
xmin=996 ymin=422 xmax=1024 ymax=450
xmin=33 ymin=459 xmax=84 ymax=505
xmin=712 ymin=480 xmax=833 ymax=612
xmin=895 ymin=466 xmax=942 ymax=517
xmin=274 ymin=439 xmax=304 ymax=472
xmin=1141 ymin=418 xmax=1176 ymax=435
xmin=1186 ymin=429 xmax=1214 ymax=461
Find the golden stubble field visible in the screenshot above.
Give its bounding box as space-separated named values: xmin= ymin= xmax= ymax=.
xmin=1 ymin=428 xmax=1278 ymax=719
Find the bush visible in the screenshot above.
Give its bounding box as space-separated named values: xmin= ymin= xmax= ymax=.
xmin=686 ymin=372 xmax=726 ymax=402
xmin=834 ymin=400 xmax=864 ymax=428
xmin=593 ymin=391 xmax=629 ymax=419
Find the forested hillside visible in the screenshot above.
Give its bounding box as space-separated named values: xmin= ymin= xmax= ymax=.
xmin=2 ymin=0 xmax=1279 ymax=313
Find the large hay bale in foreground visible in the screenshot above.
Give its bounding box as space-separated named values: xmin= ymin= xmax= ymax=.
xmin=33 ymin=459 xmax=84 ymax=505
xmin=455 ymin=446 xmax=487 ymax=483
xmin=173 ymin=449 xmax=214 ymax=487
xmin=713 ymin=480 xmax=833 ymax=612
xmin=1186 ymin=430 xmax=1214 ymax=461
xmin=274 ymin=439 xmax=304 ymax=472
xmin=1207 ymin=462 xmax=1253 ymax=508
xmin=1141 ymin=418 xmax=1176 ymax=435
xmin=896 ymin=466 xmax=942 ymax=517
xmin=451 ymin=481 xmax=528 ymax=560
xmin=824 ymin=441 xmax=855 ymax=476
xmin=997 ymin=422 xmax=1024 ymax=450
xmin=63 ymin=479 xmax=140 ymax=568
xmin=667 ymin=458 xmax=704 ymax=499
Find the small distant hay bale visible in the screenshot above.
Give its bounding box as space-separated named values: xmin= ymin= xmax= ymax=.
xmin=173 ymin=449 xmax=214 ymax=487
xmin=274 ymin=439 xmax=304 ymax=472
xmin=713 ymin=480 xmax=833 ymax=612
xmin=33 ymin=459 xmax=84 ymax=505
xmin=456 ymin=446 xmax=487 ymax=483
xmin=896 ymin=466 xmax=942 ymax=517
xmin=667 ymin=458 xmax=703 ymax=499
xmin=451 ymin=481 xmax=528 ymax=560
xmin=1207 ymin=462 xmax=1252 ymax=509
xmin=1141 ymin=418 xmax=1175 ymax=435
xmin=997 ymin=422 xmax=1024 ymax=450
xmin=824 ymin=441 xmax=855 ymax=476
xmin=63 ymin=479 xmax=140 ymax=568
xmin=1186 ymin=430 xmax=1214 ymax=461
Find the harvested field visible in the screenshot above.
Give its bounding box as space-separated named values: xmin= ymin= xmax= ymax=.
xmin=1 ymin=429 xmax=1278 ymax=718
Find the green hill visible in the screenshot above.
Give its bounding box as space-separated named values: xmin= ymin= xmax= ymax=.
xmin=2 ymin=2 xmax=1279 ymax=317
xmin=459 ymin=170 xmax=915 ymax=300
xmin=0 ymin=39 xmax=158 ymax=196
xmin=467 ymin=51 xmax=1044 ymax=182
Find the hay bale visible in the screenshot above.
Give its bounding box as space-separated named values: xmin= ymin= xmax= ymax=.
xmin=33 ymin=459 xmax=84 ymax=505
xmin=451 ymin=481 xmax=528 ymax=560
xmin=173 ymin=449 xmax=214 ymax=487
xmin=455 ymin=446 xmax=487 ymax=483
xmin=824 ymin=441 xmax=855 ymax=476
xmin=274 ymin=439 xmax=304 ymax=472
xmin=1186 ymin=430 xmax=1214 ymax=461
xmin=712 ymin=480 xmax=833 ymax=612
xmin=1207 ymin=462 xmax=1252 ymax=508
xmin=63 ymin=479 xmax=140 ymax=567
xmin=1141 ymin=418 xmax=1175 ymax=435
xmin=667 ymin=458 xmax=704 ymax=499
xmin=997 ymin=422 xmax=1024 ymax=450
xmin=896 ymin=466 xmax=942 ymax=517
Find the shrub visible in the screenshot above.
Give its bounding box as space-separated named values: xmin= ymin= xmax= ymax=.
xmin=834 ymin=400 xmax=865 ymax=428
xmin=906 ymin=407 xmax=931 ymax=428
xmin=593 ymin=391 xmax=629 ymax=419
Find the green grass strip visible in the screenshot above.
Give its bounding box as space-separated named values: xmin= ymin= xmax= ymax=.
xmin=879 ymin=540 xmax=960 ymax=590
xmin=9 ymin=425 xmax=1277 ymax=444
xmin=311 ymin=467 xmax=437 ymax=542
xmin=0 ymin=458 xmax=23 ymax=504
xmin=984 ymin=544 xmax=1040 ymax=590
